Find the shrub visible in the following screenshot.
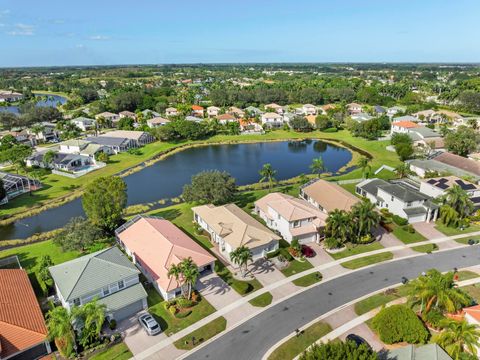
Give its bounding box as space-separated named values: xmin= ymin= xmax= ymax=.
xmin=279 ymin=248 xmax=294 ymax=261
xmin=422 ymin=309 xmax=446 ymax=330
xmin=169 ymin=306 xmax=178 ymax=315
xmin=381 ymin=222 xmax=395 ymax=232
xmin=191 ymin=291 xmax=200 ymax=303
xmin=392 ymin=215 xmax=408 ymax=226
xmin=108 ymin=319 xmax=117 ymax=330
xmin=372 ymin=305 xmax=429 ymax=344
xmin=324 ymin=237 xmax=342 ymax=250
xmin=380 ymin=208 xmax=393 ymax=217
xmin=232 ymin=281 xmax=252 ymax=295
xmin=405 ymin=224 xmax=416 ymax=234
xmin=322 ymin=127 xmax=338 ymax=133
xmin=177 ymin=297 xmax=194 ymax=309
xmin=358 ymin=234 xmax=373 ymax=244
xmin=266 ymin=249 xmax=280 ymax=259
xmin=175 ymin=310 xmax=192 ymax=318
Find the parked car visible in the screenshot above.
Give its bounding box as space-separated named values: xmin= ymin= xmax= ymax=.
xmin=138 ymin=313 xmax=161 ymax=335
xmin=346 ymin=333 xmax=371 ymax=349
xmin=301 ymin=245 xmax=315 ymax=258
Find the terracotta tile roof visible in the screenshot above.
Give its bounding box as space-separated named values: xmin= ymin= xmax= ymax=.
xmin=217 ymin=113 xmax=236 ymax=121
xmin=302 ymin=179 xmax=360 ymax=212
xmin=0 ymin=270 xmax=47 ymax=358
xmin=305 ymin=115 xmax=316 ymax=125
xmin=191 ymin=105 xmax=204 ymax=110
xmin=392 ymin=121 xmax=419 ymax=129
xmin=463 ymin=305 xmax=480 ymax=322
xmin=117 ymin=216 xmax=216 ymax=292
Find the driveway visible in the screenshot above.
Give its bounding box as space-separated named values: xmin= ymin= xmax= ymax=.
xmin=196 ymin=272 xmax=243 ymax=310
xmin=308 ymin=243 xmax=335 ymax=266
xmin=413 ymin=222 xmax=444 ymax=239
xmin=339 ymin=323 xmax=384 ymax=351
xmin=250 ymin=258 xmax=286 ymax=286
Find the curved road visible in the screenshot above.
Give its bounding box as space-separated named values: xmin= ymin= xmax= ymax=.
xmin=186 ymin=247 xmax=480 ymax=360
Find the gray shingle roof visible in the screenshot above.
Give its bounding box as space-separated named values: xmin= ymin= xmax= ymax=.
xmin=387 ymin=344 xmax=452 ymax=360
xmin=49 ymin=247 xmax=139 ymax=301
xmin=98 ymin=283 xmax=147 ymax=312
xmin=86 ymin=136 xmax=129 ymax=147
xmin=378 ymin=183 xmax=428 ymax=202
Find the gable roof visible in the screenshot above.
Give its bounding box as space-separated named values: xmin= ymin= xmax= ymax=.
xmin=49 ymin=247 xmax=139 ymax=301
xmin=262 ymin=112 xmax=282 ymax=119
xmin=191 ymin=105 xmax=204 ymax=110
xmin=358 ymin=179 xmax=430 ymax=203
xmin=301 ymin=179 xmax=360 ymax=212
xmin=100 ymin=130 xmax=148 ymax=141
xmin=423 ymin=176 xmax=479 ymax=192
xmin=463 ymin=304 xmax=480 ymax=322
xmin=192 ymin=203 xmax=280 ymax=250
xmin=434 ymin=152 xmax=480 ymax=177
xmin=0 ymin=269 xmax=47 ymax=358
xmin=116 ymin=216 xmax=216 ymax=292
xmin=217 ymin=113 xmax=236 ymax=121
xmin=393 ymin=120 xmax=419 ymax=129
xmin=387 ymin=344 xmax=452 ymax=360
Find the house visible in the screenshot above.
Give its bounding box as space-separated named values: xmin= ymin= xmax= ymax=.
xmin=408 ymin=159 xmax=480 ymax=180
xmin=419 ymin=176 xmax=480 ymax=208
xmin=95 ymin=111 xmax=120 ymax=124
xmin=186 ymin=116 xmax=203 ymax=122
xmin=217 ymin=113 xmax=237 ymax=124
xmin=4 ymin=129 xmax=36 ymax=147
xmin=165 ymin=107 xmax=178 ymax=117
xmin=27 ymin=151 xmax=95 ymax=173
xmin=49 ymin=247 xmax=148 ymax=321
xmin=119 ymin=110 xmax=136 ymax=120
xmin=59 ymin=139 xmax=112 ymax=157
xmin=347 ymin=102 xmax=362 ymax=115
xmin=0 ymin=171 xmax=41 ymax=205
xmin=300 ymin=179 xmax=360 ymax=213
xmin=71 ymin=117 xmax=96 ymax=131
xmin=261 ymin=112 xmax=284 ymax=127
xmin=432 ymin=110 xmax=463 ymax=124
xmin=245 ymin=106 xmax=263 ymax=116
xmin=356 ymin=178 xmax=439 ymax=223
xmin=374 ymin=105 xmax=386 ymax=115
xmin=255 ymin=192 xmax=327 ymax=244
xmin=412 ymin=109 xmax=436 ymax=122
xmin=264 ymin=103 xmax=283 ymax=114
xmin=386 ymin=343 xmax=452 ymax=360
xmin=147 ymin=117 xmax=170 ymax=128
xmin=0 ymin=269 xmax=51 ymax=360
xmin=100 ymin=130 xmax=155 ymax=147
xmin=239 ymin=119 xmax=263 ymax=134
xmin=228 ymin=106 xmax=245 ymax=118
xmin=302 ymin=104 xmax=317 ymax=116
xmin=86 ymin=136 xmax=134 ymax=153
xmin=392 ymin=115 xmax=418 ymax=123
xmin=391 ymin=121 xmax=420 ymax=134
xmin=462 ymin=304 xmax=480 ymax=326
xmin=433 ymin=152 xmax=480 ymax=178
xmin=191 ymin=105 xmax=204 ymax=117
xmin=387 ymin=106 xmax=407 ymax=117
xmin=27 ymin=122 xmax=58 ymax=142
xmin=0 ymin=90 xmax=23 ymax=102
xmin=141 ymin=109 xmax=161 ymax=119
xmin=116 ymin=215 xmax=216 ymax=300
xmin=320 ymin=104 xmax=336 ymax=114
xmin=351 ymin=112 xmax=373 ymax=122
xmin=207 ymin=106 xmax=220 ymax=117
xmin=192 ymin=203 xmax=280 ymax=263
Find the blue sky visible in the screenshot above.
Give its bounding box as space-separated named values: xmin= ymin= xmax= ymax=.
xmin=0 ymin=0 xmax=479 ymax=67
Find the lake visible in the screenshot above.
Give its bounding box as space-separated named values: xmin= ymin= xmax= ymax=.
xmin=0 ymin=93 xmax=67 ymax=114
xmin=0 ymin=140 xmax=352 ymax=240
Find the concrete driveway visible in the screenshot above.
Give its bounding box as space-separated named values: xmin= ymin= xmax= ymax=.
xmin=339 ymin=323 xmax=384 ymax=351
xmin=196 ymin=272 xmax=243 ymax=310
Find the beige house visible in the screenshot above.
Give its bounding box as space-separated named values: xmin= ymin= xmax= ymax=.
xmin=192 ymin=203 xmax=280 ymax=263
xmin=264 ymin=103 xmax=283 ymax=114
xmin=165 ymin=107 xmax=178 ymax=117
xmin=207 ymin=106 xmax=220 ymax=117
xmin=300 ymin=179 xmax=360 ymax=213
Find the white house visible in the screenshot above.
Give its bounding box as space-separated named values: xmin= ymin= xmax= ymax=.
xmin=261 ymin=112 xmax=284 ymax=127
xmin=207 ymin=106 xmax=220 ymax=117
xmin=302 ymin=104 xmax=317 ymax=116
xmin=95 ymin=111 xmax=119 ymax=124
xmin=387 ymin=106 xmax=407 ymax=117
xmin=264 ymin=103 xmax=283 ymax=114
xmin=165 ymin=107 xmax=178 ymax=116
xmin=347 ymin=103 xmax=362 ymax=115
xmin=71 ymin=117 xmax=96 ymax=131
xmin=216 ymin=113 xmax=237 ymax=124
xmin=254 ymin=192 xmax=327 ymax=244
xmin=419 ymin=176 xmax=480 ymax=208
xmin=147 ymin=117 xmax=170 ymax=128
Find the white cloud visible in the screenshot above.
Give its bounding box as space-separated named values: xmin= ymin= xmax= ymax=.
xmin=0 ymin=10 xmax=10 ymax=16
xmin=89 ymin=35 xmax=110 ymax=40
xmin=7 ymin=23 xmax=35 ymax=36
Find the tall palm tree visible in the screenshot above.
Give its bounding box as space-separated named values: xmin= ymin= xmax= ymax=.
xmin=394 ymin=163 xmax=411 ymax=179
xmin=310 ymin=157 xmax=326 ymax=178
xmin=442 ymin=185 xmax=474 ymax=219
xmin=351 ymin=200 xmax=380 ymax=239
xmin=168 ymin=263 xmax=184 ymax=296
xmin=436 ymin=319 xmax=480 ymax=360
xmin=230 ymin=245 xmax=253 ymax=278
xmin=46 ymin=306 xmax=75 ymax=357
xmin=259 ymin=163 xmax=277 ymax=192
xmin=357 ymin=157 xmax=371 ymax=179
xmin=180 ymin=257 xmax=200 ymax=300
xmin=81 ymin=298 xmax=106 ymax=336
xmin=440 ymin=205 xmax=460 ymax=228
xmin=325 ymin=209 xmax=351 ymax=244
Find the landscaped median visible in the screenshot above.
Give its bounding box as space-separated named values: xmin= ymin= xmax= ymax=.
xmin=249 ymin=292 xmax=273 ymax=307
xmin=292 ymin=272 xmax=323 ymax=287
xmin=173 ymin=317 xmax=227 ymax=350
xmin=340 ymin=252 xmax=394 ymax=269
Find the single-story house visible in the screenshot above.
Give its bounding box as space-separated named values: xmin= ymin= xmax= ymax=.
xmin=165 ymin=107 xmax=178 ymax=117
xmin=356 ymin=178 xmax=438 ymax=223
xmin=49 ymin=247 xmax=148 ymax=321
xmin=302 ymin=104 xmax=317 ymax=116
xmin=228 ymin=106 xmax=245 ymax=118
xmin=374 ymin=105 xmax=386 ymax=114
xmin=116 ymin=215 xmax=216 ymax=300
xmin=392 ymin=115 xmax=418 ymax=123
xmin=433 ymin=152 xmax=480 ymax=178
xmin=255 ymin=192 xmax=327 ymax=244
xmin=244 ymin=106 xmax=263 ymax=116
xmin=261 ymin=112 xmax=284 ymax=127
xmin=27 ymin=122 xmax=58 ymax=142
xmin=239 ymin=119 xmax=263 ymax=134
xmin=347 ymin=102 xmax=362 ymax=114
xmin=86 ymin=136 xmax=135 ymax=153
xmin=95 ymin=111 xmax=120 ymax=124
xmin=186 ymin=116 xmax=203 ymax=122
xmin=0 ymin=90 xmax=23 ymax=102
xmin=386 ymin=343 xmax=452 ymax=360
xmin=100 ymin=130 xmax=155 ymax=147
xmin=207 ymin=106 xmax=220 ymax=117
xmin=351 ymin=112 xmax=373 ymax=122
xmin=27 ymin=151 xmax=95 ymax=172
xmin=217 ymin=113 xmax=237 ymax=124
xmin=408 ymin=159 xmax=480 ymax=180
xmin=192 ymin=203 xmax=280 ymax=264
xmin=0 ymin=269 xmax=51 ymax=360
xmin=71 ymin=117 xmax=96 ymax=131
xmin=0 ymin=171 xmax=41 ymax=204
xmin=300 ymin=179 xmax=360 ymax=213
xmin=147 ymin=117 xmax=170 ymax=128
xmin=387 ymin=106 xmax=407 ymax=117
xmin=191 ymin=105 xmax=204 ymax=117
xmin=419 ymin=176 xmax=480 ymax=207
xmin=119 ymin=110 xmax=137 ymax=120
xmin=412 ymin=109 xmax=436 ymax=122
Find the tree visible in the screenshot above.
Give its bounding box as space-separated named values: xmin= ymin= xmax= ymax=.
xmin=227 ymin=121 xmax=240 ymax=135
xmin=289 ymin=116 xmax=313 ymax=132
xmin=77 ymin=298 xmax=106 ymax=347
xmin=350 ymin=200 xmax=379 ymax=239
xmin=357 ymin=156 xmax=371 ymax=179
xmin=259 ymin=163 xmax=277 ymax=192
xmin=394 ymin=163 xmax=411 ymax=178
xmin=0 ymin=144 xmax=33 ymax=173
xmin=439 ymin=205 xmax=460 ymax=228
xmin=230 ymin=246 xmax=253 ymax=278
xmin=315 ymin=115 xmax=331 ymax=131
xmin=82 ymin=176 xmax=127 ymax=232
xmin=95 ymin=151 xmax=109 ymax=163
xmin=181 ymin=257 xmax=200 ymax=300
xmin=325 ymin=209 xmax=351 ymax=245
xmin=168 ymin=263 xmax=184 ymax=296
xmin=442 ymin=185 xmax=474 ymax=220
xmin=54 ymin=217 xmax=103 ymax=252
xmin=46 ymin=306 xmax=76 ymax=358
xmin=310 ymin=157 xmax=326 ymax=178
xmin=444 ymin=126 xmax=478 ymax=157
xmin=43 ymin=150 xmax=56 ymax=167
xmin=117 ymin=117 xmax=135 ymax=130
xmin=300 ymin=340 xmax=378 ymax=360
xmin=30 ymin=123 xmax=45 ymax=138
xmin=395 ymin=142 xmax=415 ymax=161
xmin=38 ymin=255 xmax=54 ymax=287
xmin=436 ymin=319 xmax=480 ymax=360
xmin=182 ymin=170 xmax=237 ymax=205
xmin=391 ymin=133 xmax=413 ymax=146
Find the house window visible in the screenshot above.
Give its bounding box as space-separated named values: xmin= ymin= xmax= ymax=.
xmin=73 ymin=298 xmax=80 ymax=306
xmin=103 ymin=286 xmax=110 ymax=296
xmin=391 ymin=196 xmax=394 ymax=202
xmin=118 ymin=280 xmax=125 ymax=289
xmin=293 ymin=220 xmax=300 ymax=228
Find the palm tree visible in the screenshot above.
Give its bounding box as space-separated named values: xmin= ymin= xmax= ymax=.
xmin=440 ymin=205 xmax=460 ymax=228
xmin=357 ymin=157 xmax=371 ymax=179
xmin=168 ymin=263 xmax=184 ymax=296
xmin=259 ymin=163 xmax=277 ymax=192
xmin=180 ymin=257 xmax=200 ymax=300
xmin=230 ymin=245 xmax=253 ymax=278
xmin=81 ymin=298 xmax=106 ymax=336
xmin=46 ymin=306 xmax=75 ymax=358
xmin=351 ymin=200 xmax=380 ymax=239
xmin=394 ymin=163 xmax=411 ymax=179
xmin=30 ymin=124 xmax=45 ymax=138
xmin=442 ymin=185 xmax=474 ymax=219
xmin=436 ymin=319 xmax=480 ymax=359
xmin=310 ymin=157 xmax=326 ymax=178
xmin=325 ymin=209 xmax=351 ymax=244
xmin=43 ymin=150 xmax=56 ymax=168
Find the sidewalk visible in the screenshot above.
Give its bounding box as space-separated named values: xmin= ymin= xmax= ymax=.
xmin=133 ymin=229 xmax=480 ymax=360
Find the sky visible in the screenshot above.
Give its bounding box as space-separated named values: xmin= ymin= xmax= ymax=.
xmin=0 ymin=0 xmax=479 ymax=67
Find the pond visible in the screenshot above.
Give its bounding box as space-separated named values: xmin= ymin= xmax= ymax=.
xmin=0 ymin=140 xmax=353 ymax=240
xmin=0 ymin=93 xmax=67 ymax=114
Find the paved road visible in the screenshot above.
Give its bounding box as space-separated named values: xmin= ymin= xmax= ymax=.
xmin=186 ymin=247 xmax=480 ymax=360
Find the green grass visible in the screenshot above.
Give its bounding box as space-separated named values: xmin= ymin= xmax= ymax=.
xmin=354 ymin=284 xmax=412 ymax=315
xmin=281 ymin=259 xmax=314 ymax=277
xmin=148 ymin=295 xmax=216 ymax=336
xmin=214 ymin=261 xmax=262 ymax=296
xmin=328 ymin=242 xmax=384 ymax=260
xmin=249 ymin=292 xmax=273 ymax=307
xmin=173 ymin=317 xmax=227 ymax=350
xmin=292 ymin=272 xmax=323 ymax=287
xmin=434 ymin=221 xmax=480 ymax=236
xmin=145 ymin=285 xmax=164 ymax=307
xmin=339 ymin=182 xmax=361 ymax=195
xmin=457 ymin=270 xmax=480 ymax=281
xmin=455 ymin=235 xmax=480 ymax=245
xmin=341 ymin=252 xmax=394 ymax=269
xmin=89 ymin=343 xmax=132 ymax=360
xmin=462 ymin=284 xmax=480 ymax=303
xmin=268 ymin=322 xmax=332 ymax=360
xmin=411 ymin=244 xmax=438 ymax=253
xmin=392 ymin=225 xmax=426 ymax=244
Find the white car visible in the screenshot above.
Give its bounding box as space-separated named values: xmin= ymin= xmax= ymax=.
xmin=138 ymin=313 xmax=161 ymax=336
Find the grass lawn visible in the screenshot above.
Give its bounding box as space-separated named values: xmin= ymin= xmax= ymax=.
xmin=214 ymin=261 xmax=262 ymax=296
xmin=89 ymin=342 xmax=132 ymax=360
xmin=463 ymin=284 xmax=480 ymax=303
xmin=327 ymin=242 xmax=384 ymax=260
xmin=249 ymin=292 xmax=273 ymax=307
xmin=354 ymin=284 xmax=411 ymax=315
xmin=148 ymin=295 xmax=216 ymax=336
xmin=411 ymin=244 xmax=438 ymax=253
xmin=339 ymin=182 xmax=361 ymax=195
xmin=341 ymin=252 xmax=394 ymax=270
xmin=268 ymin=322 xmax=332 ymax=360
xmin=457 ymin=270 xmax=480 ymax=281
xmin=455 ymin=235 xmax=480 ymax=245
xmin=434 ymin=221 xmax=480 ymax=236
xmin=281 ymin=259 xmax=314 ymax=277
xmin=292 ymin=272 xmax=323 ymax=287
xmin=392 ymin=225 xmax=426 ymax=244
xmin=173 ymin=317 xmax=227 ymax=350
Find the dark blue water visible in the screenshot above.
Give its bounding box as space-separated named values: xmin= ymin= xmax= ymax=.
xmin=0 ymin=140 xmax=351 ymax=240
xmin=0 ymin=94 xmax=67 ymax=114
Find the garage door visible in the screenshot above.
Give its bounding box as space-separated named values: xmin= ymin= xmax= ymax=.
xmin=113 ymin=300 xmax=145 ymax=321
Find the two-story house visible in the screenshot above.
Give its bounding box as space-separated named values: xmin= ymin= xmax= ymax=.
xmin=207 ymin=106 xmax=220 ymax=117
xmin=254 ymin=192 xmax=327 ymax=244
xmin=356 ymin=178 xmax=439 ymax=223
xmin=261 ymin=112 xmax=284 ymax=128
xmin=49 ymin=247 xmax=148 ymax=321
xmin=419 ymin=176 xmax=480 ymax=208
xmin=300 ymin=179 xmax=360 ymax=214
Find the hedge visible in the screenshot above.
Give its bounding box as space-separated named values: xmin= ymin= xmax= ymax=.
xmin=392 ymin=215 xmax=408 ymax=226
